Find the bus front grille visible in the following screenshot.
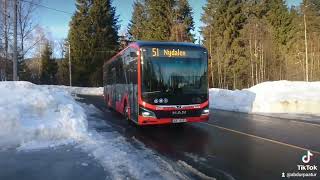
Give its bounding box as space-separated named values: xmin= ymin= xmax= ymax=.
xmin=154 ymin=109 xmax=203 ymax=119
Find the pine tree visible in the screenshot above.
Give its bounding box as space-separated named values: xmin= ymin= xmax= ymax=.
xmin=144 ymin=0 xmax=175 ymax=40
xmin=56 ymin=42 xmax=70 ymax=85
xmin=237 ymin=0 xmax=272 ymax=86
xmin=56 ymin=58 xmax=69 ymax=85
xmin=18 ymin=51 xmax=32 ymax=81
xmin=128 ymin=0 xmax=195 ymax=42
xmin=300 ymin=0 xmax=320 ymax=81
xmin=40 ymin=42 xmax=57 ymax=84
xmin=68 ymin=0 xmax=92 ymax=86
xmin=88 ymin=0 xmax=119 ymax=86
xmin=170 ymin=0 xmax=195 ymax=42
xmin=69 ymin=0 xmax=119 ymax=86
xmin=266 ymin=0 xmax=294 ymax=46
xmin=128 ymin=0 xmax=147 ymax=40
xmin=200 ymin=0 xmax=319 ymax=87
xmin=18 ymin=60 xmax=32 ymax=81
xmin=201 ymin=0 xmax=245 ymax=88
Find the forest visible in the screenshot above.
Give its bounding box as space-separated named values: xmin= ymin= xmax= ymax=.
xmin=0 ymin=0 xmax=319 ymax=88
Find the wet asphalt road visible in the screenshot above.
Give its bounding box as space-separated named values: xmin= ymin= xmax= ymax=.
xmin=78 ymin=95 xmax=320 ymax=180
xmin=0 ymin=145 xmax=106 ymax=180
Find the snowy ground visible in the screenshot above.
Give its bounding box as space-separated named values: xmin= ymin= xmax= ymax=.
xmin=45 ymin=85 xmax=103 ymax=96
xmin=0 ymin=81 xmax=190 ymax=179
xmin=210 ymin=81 xmax=320 ymax=120
xmin=0 ymin=81 xmax=88 ymax=149
xmin=47 ymin=81 xmax=320 ymax=120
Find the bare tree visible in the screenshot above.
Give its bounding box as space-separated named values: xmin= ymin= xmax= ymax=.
xmin=56 ymin=39 xmax=66 ymax=59
xmin=29 ymin=26 xmax=47 ymax=82
xmin=0 ymin=0 xmax=11 ymax=81
xmin=17 ymin=0 xmax=40 ymax=60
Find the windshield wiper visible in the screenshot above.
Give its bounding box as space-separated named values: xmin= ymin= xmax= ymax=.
xmin=142 ymin=91 xmax=161 ymax=94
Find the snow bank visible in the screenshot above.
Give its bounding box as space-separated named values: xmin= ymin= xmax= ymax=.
xmin=0 ymin=81 xmax=189 ymax=179
xmin=0 ymin=81 xmax=88 ymax=148
xmin=210 ymin=81 xmax=320 ymax=115
xmin=46 ymin=85 xmax=103 ymax=96
xmin=77 ymin=103 xmax=188 ymax=180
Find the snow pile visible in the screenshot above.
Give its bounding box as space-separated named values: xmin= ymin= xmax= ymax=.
xmin=76 ymin=103 xmax=189 ymax=179
xmin=0 ymin=81 xmax=189 ymax=179
xmin=79 ymin=131 xmax=188 ymax=179
xmin=210 ymin=81 xmax=320 ymax=114
xmin=0 ymin=81 xmax=88 ymax=148
xmin=46 ymin=85 xmax=103 ymax=96
xmin=209 ymin=88 xmax=255 ymax=113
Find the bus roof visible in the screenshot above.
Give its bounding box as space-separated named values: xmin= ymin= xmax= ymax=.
xmin=131 ymin=41 xmax=206 ymax=49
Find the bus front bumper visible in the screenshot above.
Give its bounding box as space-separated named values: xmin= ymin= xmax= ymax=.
xmin=137 ymin=115 xmax=209 ymax=126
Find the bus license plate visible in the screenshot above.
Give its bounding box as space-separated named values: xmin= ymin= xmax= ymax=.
xmin=172 ymin=119 xmax=187 ymax=123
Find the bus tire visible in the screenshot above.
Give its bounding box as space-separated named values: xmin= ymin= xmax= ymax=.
xmin=124 ymin=103 xmax=129 ymax=121
xmin=106 ymin=95 xmax=112 ymax=110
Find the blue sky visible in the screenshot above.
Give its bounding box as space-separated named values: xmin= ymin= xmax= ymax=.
xmin=35 ymin=0 xmax=302 ymax=41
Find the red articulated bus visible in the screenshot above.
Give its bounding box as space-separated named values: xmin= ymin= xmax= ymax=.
xmin=103 ymin=41 xmax=209 ymax=125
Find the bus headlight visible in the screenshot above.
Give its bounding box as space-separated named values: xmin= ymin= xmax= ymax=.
xmin=201 ymin=108 xmax=210 ymax=115
xmin=140 ymin=108 xmax=156 ymax=118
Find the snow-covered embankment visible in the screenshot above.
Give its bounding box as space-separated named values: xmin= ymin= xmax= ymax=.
xmin=210 ymin=81 xmax=320 ymax=115
xmin=46 ymin=85 xmax=103 ymax=96
xmin=0 ymin=81 xmax=88 ymax=148
xmin=0 ymin=81 xmax=189 ymax=179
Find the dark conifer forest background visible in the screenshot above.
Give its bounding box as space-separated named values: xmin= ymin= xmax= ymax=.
xmin=0 ymin=0 xmax=319 ymax=88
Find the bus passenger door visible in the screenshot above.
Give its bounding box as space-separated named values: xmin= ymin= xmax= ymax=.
xmin=124 ymin=49 xmax=138 ymax=122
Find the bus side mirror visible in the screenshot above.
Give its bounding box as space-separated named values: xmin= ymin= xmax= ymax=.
xmin=130 ymin=52 xmax=137 ymax=57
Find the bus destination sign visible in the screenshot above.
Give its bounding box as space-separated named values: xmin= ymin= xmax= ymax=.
xmin=151 ymin=48 xmax=187 ymax=57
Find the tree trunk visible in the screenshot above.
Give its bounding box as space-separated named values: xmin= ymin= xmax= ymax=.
xmin=233 ymin=68 xmax=236 ymax=90
xmin=209 ymin=29 xmax=214 ymax=87
xmin=4 ymin=0 xmax=8 ymax=80
xmin=279 ymin=62 xmax=282 ymax=80
xmin=261 ymin=44 xmax=264 ymax=82
xmin=304 ymin=13 xmax=309 ymax=81
xmin=311 ymin=37 xmax=315 ymax=81
xmin=254 ymin=31 xmax=258 ymax=84
xmin=217 ymin=51 xmax=221 ymax=88
xmin=249 ymin=34 xmax=254 ymax=86
xmin=255 ymin=62 xmax=258 ymax=84
xmin=223 ymin=63 xmax=227 ymax=88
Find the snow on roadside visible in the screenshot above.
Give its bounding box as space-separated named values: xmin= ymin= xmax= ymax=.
xmin=0 ymin=81 xmax=88 ymax=149
xmin=77 ymin=103 xmax=189 ymax=180
xmin=0 ymin=81 xmax=188 ymax=179
xmin=210 ymin=81 xmax=320 ymax=115
xmin=46 ymin=85 xmax=103 ymax=96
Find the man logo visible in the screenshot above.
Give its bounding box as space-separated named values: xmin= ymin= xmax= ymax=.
xmin=172 ymin=111 xmax=187 ymax=115
xmin=302 ymin=151 xmax=313 ymax=164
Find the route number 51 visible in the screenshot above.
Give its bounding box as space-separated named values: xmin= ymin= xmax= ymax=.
xmin=152 ymin=48 xmax=159 ymax=57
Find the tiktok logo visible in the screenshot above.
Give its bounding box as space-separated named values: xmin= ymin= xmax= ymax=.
xmin=282 ymin=150 xmax=318 ymax=178
xmin=302 ymin=150 xmax=314 ymax=164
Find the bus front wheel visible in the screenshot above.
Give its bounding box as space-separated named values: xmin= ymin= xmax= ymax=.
xmin=124 ymin=104 xmax=129 ymax=121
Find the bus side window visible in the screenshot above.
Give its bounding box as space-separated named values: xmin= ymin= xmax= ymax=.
xmin=111 ymin=61 xmax=116 ymax=84
xmin=115 ymin=57 xmax=125 ymax=84
xmin=107 ymin=64 xmax=112 ymax=85
xmin=128 ymin=49 xmax=137 ymax=84
xmin=103 ymin=64 xmax=107 ymax=86
xmin=130 ymin=61 xmax=137 ymax=84
xmin=122 ymin=51 xmax=129 ymax=84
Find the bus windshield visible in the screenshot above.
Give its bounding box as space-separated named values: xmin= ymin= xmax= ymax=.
xmin=141 ymin=47 xmax=208 ymax=105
